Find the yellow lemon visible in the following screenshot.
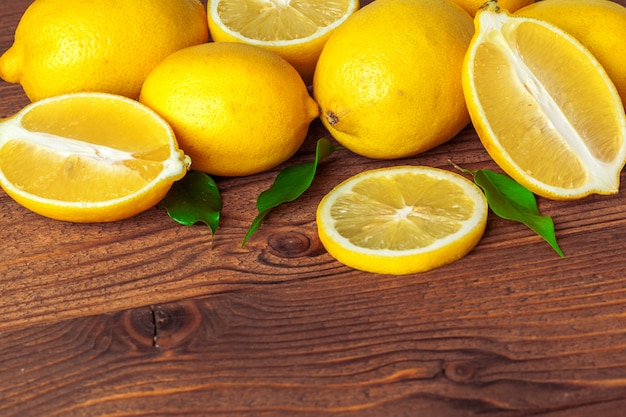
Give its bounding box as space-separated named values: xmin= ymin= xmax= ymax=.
xmin=139 ymin=42 xmax=319 ymax=177
xmin=207 ymin=0 xmax=359 ymax=85
xmin=313 ymin=0 xmax=474 ymax=160
xmin=316 ymin=166 xmax=488 ymax=275
xmin=462 ymin=2 xmax=626 ymax=200
xmin=0 ymin=0 xmax=208 ymax=101
xmin=515 ymin=0 xmax=626 ymax=108
xmin=0 ymin=93 xmax=190 ymax=222
xmin=451 ymin=0 xmax=534 ymax=16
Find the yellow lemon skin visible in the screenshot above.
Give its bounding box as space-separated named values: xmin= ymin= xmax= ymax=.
xmin=313 ymin=0 xmax=474 ymax=160
xmin=318 ymin=217 xmax=485 ymax=275
xmin=515 ymin=0 xmax=626 ymax=108
xmin=451 ymin=0 xmax=534 ymax=16
xmin=0 ymin=0 xmax=208 ymax=101
xmin=139 ymin=42 xmax=320 ymax=177
xmin=209 ymin=17 xmax=331 ymax=87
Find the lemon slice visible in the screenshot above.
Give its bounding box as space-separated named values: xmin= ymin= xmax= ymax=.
xmin=463 ymin=2 xmax=626 ymax=200
xmin=207 ymin=0 xmax=359 ymax=84
xmin=0 ymin=93 xmax=190 ymax=222
xmin=316 ymin=166 xmax=488 ymax=275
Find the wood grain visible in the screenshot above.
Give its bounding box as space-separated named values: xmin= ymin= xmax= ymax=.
xmin=3 ymin=285 xmax=626 ymax=416
xmin=2 ymin=0 xmax=626 ymax=415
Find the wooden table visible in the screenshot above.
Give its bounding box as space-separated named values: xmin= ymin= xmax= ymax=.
xmin=3 ymin=0 xmax=626 ymax=415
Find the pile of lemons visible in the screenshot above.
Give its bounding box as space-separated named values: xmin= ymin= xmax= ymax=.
xmin=1 ymin=0 xmax=626 ymax=275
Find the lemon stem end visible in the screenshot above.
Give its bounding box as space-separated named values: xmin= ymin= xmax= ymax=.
xmin=479 ymin=1 xmax=500 ymax=13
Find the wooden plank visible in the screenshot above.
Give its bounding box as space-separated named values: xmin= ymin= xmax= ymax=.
xmin=2 ymin=287 xmax=626 ymax=416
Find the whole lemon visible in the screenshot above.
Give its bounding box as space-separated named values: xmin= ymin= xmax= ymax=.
xmin=313 ymin=0 xmax=474 ymax=160
xmin=515 ymin=0 xmax=626 ymax=108
xmin=0 ymin=0 xmax=209 ymax=101
xmin=451 ymin=0 xmax=534 ymax=16
xmin=139 ymin=42 xmax=320 ymax=177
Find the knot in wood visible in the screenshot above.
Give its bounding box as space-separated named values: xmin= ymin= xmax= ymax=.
xmin=443 ymin=361 xmax=476 ymax=383
xmin=153 ymin=301 xmax=201 ymax=349
xmin=267 ymin=230 xmax=312 ymax=258
xmin=121 ymin=308 xmax=157 ymax=348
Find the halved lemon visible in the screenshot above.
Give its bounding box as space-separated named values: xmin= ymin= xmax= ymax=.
xmin=463 ymin=1 xmax=626 ymax=200
xmin=0 ymin=92 xmax=190 ymax=222
xmin=316 ymin=166 xmax=488 ymax=275
xmin=207 ymin=0 xmax=359 ymax=84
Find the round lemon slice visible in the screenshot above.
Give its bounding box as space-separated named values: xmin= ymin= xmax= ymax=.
xmin=207 ymin=0 xmax=359 ymax=84
xmin=316 ymin=166 xmax=488 ymax=275
xmin=463 ymin=1 xmax=626 ymax=200
xmin=0 ymin=92 xmax=190 ymax=222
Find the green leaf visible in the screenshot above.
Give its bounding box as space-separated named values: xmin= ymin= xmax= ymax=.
xmin=454 ymin=163 xmax=565 ymax=257
xmin=160 ymin=170 xmax=222 ymax=237
xmin=242 ymin=138 xmax=342 ymax=246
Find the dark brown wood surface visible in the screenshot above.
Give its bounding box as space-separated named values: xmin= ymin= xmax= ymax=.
xmin=3 ymin=0 xmax=626 ymax=415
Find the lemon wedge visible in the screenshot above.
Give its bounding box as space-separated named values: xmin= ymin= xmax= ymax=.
xmin=463 ymin=2 xmax=626 ymax=200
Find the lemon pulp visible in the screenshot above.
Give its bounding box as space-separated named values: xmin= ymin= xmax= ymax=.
xmin=214 ymin=0 xmax=354 ymax=41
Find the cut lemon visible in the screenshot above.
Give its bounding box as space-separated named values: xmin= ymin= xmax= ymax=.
xmin=0 ymin=93 xmax=190 ymax=222
xmin=316 ymin=166 xmax=488 ymax=275
xmin=207 ymin=0 xmax=359 ymax=84
xmin=463 ymin=2 xmax=626 ymax=200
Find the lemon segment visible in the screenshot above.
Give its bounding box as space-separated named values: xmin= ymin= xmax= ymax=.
xmin=207 ymin=0 xmax=359 ymax=84
xmin=316 ymin=166 xmax=488 ymax=275
xmin=462 ymin=4 xmax=626 ymax=200
xmin=0 ymin=93 xmax=190 ymax=222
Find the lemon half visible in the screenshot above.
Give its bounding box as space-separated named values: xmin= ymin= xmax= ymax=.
xmin=0 ymin=93 xmax=190 ymax=222
xmin=207 ymin=0 xmax=359 ymax=84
